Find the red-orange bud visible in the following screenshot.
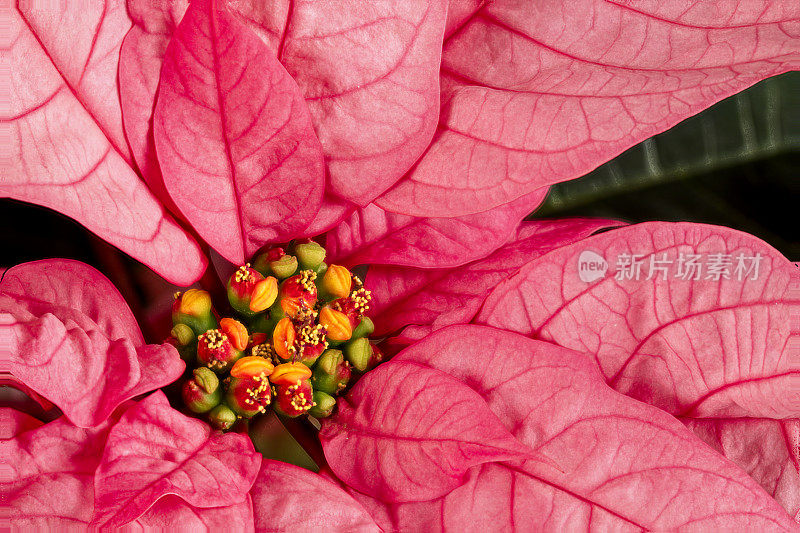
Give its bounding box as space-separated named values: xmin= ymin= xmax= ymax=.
xmin=272 ymin=318 xmax=297 ymax=360
xmin=278 ymin=271 xmax=318 ymax=318
xmin=230 ymin=355 xmax=274 ymax=379
xmin=220 ymin=318 xmax=249 ymax=351
xmin=269 ymin=362 xmax=312 ymax=386
xmin=319 ymin=306 xmax=352 ymax=342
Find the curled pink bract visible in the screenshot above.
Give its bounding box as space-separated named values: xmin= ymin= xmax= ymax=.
xmin=1 ymin=260 xmax=184 ymax=428
xmin=321 ymin=325 xmax=797 ymax=530
xmin=476 ymin=222 xmax=799 ymax=516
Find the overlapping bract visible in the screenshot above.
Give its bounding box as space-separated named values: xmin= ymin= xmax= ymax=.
xmin=5 ymin=0 xmax=796 ymax=282
xmin=5 ymin=216 xmax=799 ymax=529
xmin=474 ymin=222 xmax=800 ymax=518
xmin=1 ymin=260 xmax=261 ymax=529
xmin=1 ymin=260 xmax=184 ymax=427
xmin=321 ymin=325 xmax=797 ymax=530
xmin=4 ymin=0 xmax=799 ymax=528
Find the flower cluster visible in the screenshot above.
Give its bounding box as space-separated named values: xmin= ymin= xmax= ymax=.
xmin=172 ymin=240 xmax=381 ymax=430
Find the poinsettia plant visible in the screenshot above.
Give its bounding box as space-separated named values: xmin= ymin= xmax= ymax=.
xmin=3 ymin=0 xmax=798 ymax=530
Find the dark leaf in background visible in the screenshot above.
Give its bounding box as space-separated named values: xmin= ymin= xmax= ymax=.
xmin=536 ymin=72 xmax=798 ymax=260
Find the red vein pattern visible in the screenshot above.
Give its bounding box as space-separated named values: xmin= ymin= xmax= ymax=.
xmin=324 ymin=325 xmax=796 ymax=530
xmin=2 ymin=2 xmax=206 ymax=285
xmin=153 ymin=0 xmax=325 ymax=264
xmin=366 ymin=217 xmax=621 ymax=340
xmin=326 ymin=187 xmax=548 ymax=269
xmin=251 ymin=460 xmax=380 ymax=531
xmin=91 ymin=392 xmax=261 ymax=528
xmin=375 ymin=0 xmax=800 ymax=217
xmin=476 ymin=222 xmax=799 ymax=516
xmin=1 ymin=260 xmax=185 ymax=428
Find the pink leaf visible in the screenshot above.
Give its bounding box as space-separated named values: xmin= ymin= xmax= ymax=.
xmin=367 ymin=217 xmax=621 ymax=338
xmin=477 ymin=222 xmax=797 ymax=419
xmin=685 ymin=418 xmax=800 ymax=521
xmin=3 ymin=3 xmax=206 ymax=286
xmin=1 ymin=260 xmax=185 ymax=428
xmin=342 ymin=325 xmax=795 ymax=530
xmin=376 ymin=1 xmax=800 ymax=217
xmin=17 ymin=0 xmax=132 ymax=161
xmin=278 ymin=0 xmax=448 ymax=205
xmin=1 ymin=408 xmax=43 ymax=439
xmin=119 ymin=0 xmax=294 ymax=216
xmin=130 ymin=495 xmax=255 ymax=532
xmin=320 ymin=363 xmax=530 ymax=502
xmin=118 ymin=0 xmax=187 ymax=207
xmin=1 ymin=415 xmax=116 ymax=528
xmin=1 ymin=259 xmax=143 ymax=344
xmin=475 ymin=222 xmax=798 ymax=514
xmin=92 ymin=392 xmax=261 ymax=528
xmin=326 ymin=188 xmax=547 ymax=269
xmin=301 ymin=194 xmax=356 ymax=238
xmin=153 ymin=0 xmax=325 ymax=264
xmin=120 ymin=0 xmax=290 ymax=177
xmin=251 ymin=460 xmax=379 ymax=532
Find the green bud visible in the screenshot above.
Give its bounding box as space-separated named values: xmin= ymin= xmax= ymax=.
xmin=344 ymin=337 xmax=371 ymax=372
xmin=194 ymin=367 xmax=219 ymax=393
xmin=248 ymin=304 xmax=284 ymax=335
xmin=171 ymin=324 xmax=195 ymax=346
xmin=182 ymin=368 xmax=221 ymax=414
xmin=317 ymin=348 xmax=342 ymax=375
xmin=294 ymin=242 xmax=326 ymax=271
xmin=311 ymin=349 xmax=351 ymax=395
xmin=208 ymin=404 xmax=237 ymax=431
xmin=308 ymin=391 xmax=336 ymax=418
xmin=270 ymin=254 xmax=299 ymax=279
xmin=351 ymin=317 xmax=374 ymax=339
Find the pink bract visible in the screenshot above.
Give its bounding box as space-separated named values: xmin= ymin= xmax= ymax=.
xmin=154 ymin=0 xmax=325 ymax=264
xmin=91 ymin=392 xmax=260 ymax=528
xmin=251 ymin=460 xmax=380 ymax=532
xmin=2 ymin=412 xmax=118 ymax=527
xmin=3 ymin=3 xmax=206 ymax=286
xmin=325 ymin=188 xmax=549 ymax=269
xmin=1 ymin=260 xmax=184 ymax=428
xmin=323 ymin=362 xmax=531 ymax=502
xmin=2 ymin=394 xmax=261 ymax=530
xmin=321 ymin=325 xmax=797 ymax=530
xmin=476 ymin=222 xmax=799 ymax=517
xmin=5 ymin=0 xmax=791 ymax=283
xmin=366 ymin=217 xmax=622 ymax=340
xmin=375 ymin=0 xmax=800 ymax=217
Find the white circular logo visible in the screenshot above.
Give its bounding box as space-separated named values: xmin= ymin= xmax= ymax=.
xmin=577 ymin=250 xmax=607 ymax=282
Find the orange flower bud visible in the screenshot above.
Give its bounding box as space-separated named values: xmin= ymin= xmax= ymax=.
xmin=249 ymin=277 xmax=278 ymax=312
xmin=321 ymin=264 xmax=352 ymax=300
xmin=172 ymin=289 xmax=216 ymax=335
xmin=273 ymin=317 xmax=297 ymax=360
xmin=231 ymin=355 xmax=274 ymax=379
xmin=270 ymin=362 xmax=312 ymax=386
xmin=319 ymin=306 xmax=352 ymax=342
xmin=177 ymin=289 xmax=212 ymax=316
xmin=219 ymin=317 xmax=249 ymax=351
